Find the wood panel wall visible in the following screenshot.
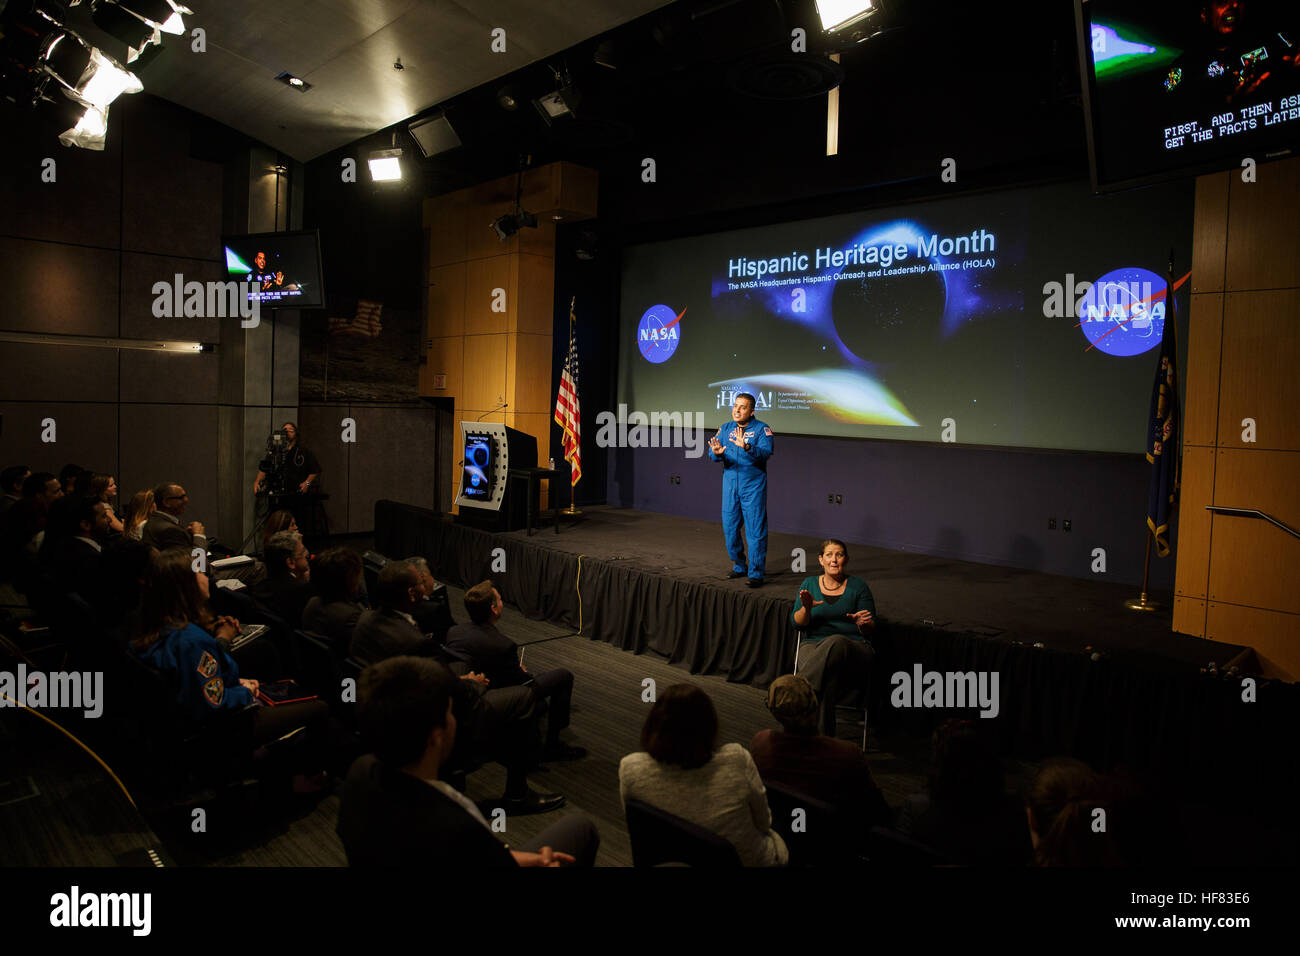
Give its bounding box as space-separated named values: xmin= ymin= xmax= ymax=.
xmin=420 ymin=163 xmax=597 ymax=512
xmin=1174 ymin=158 xmax=1300 ymax=678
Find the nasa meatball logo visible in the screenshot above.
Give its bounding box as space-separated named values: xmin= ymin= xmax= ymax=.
xmin=1077 ymin=267 xmax=1166 ymax=357
xmin=638 ymin=304 xmax=685 ymax=364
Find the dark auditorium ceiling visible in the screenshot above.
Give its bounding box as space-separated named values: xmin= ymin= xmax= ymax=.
xmin=60 ymin=0 xmax=679 ymax=162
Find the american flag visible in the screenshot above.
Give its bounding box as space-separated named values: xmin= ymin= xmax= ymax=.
xmin=553 ymin=301 xmax=581 ymax=486
xmin=328 ymin=299 xmax=383 ymax=338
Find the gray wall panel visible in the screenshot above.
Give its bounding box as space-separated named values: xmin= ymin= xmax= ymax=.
xmin=119 ymin=403 xmax=221 ymax=539
xmin=0 ymin=402 xmax=118 ymax=480
xmin=0 ymin=344 xmax=118 ymax=403
xmin=0 ymin=238 xmax=120 ymax=336
xmin=121 ymin=99 xmax=223 ymax=260
xmin=0 ymin=110 xmax=123 ymax=248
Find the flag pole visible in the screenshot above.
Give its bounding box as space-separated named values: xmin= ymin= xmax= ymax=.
xmin=562 ymin=295 xmax=582 ymax=517
xmin=1125 ymin=530 xmax=1158 ymax=611
xmin=1127 ymin=251 xmax=1180 ymax=612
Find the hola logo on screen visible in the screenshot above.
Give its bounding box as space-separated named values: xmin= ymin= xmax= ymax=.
xmin=637 ymin=304 xmax=685 ymax=364
xmin=1077 ymin=267 xmax=1166 ymax=357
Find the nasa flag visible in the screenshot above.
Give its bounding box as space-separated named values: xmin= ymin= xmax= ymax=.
xmin=1144 ymin=271 xmax=1181 ymax=557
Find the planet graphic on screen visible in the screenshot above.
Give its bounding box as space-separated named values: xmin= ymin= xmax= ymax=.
xmin=1077 ymin=267 xmax=1165 ymax=357
xmin=637 ymin=304 xmax=684 ymax=364
xmin=830 ymin=271 xmax=947 ymax=367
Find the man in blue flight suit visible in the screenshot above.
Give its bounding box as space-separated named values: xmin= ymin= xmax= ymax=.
xmin=708 ymin=392 xmax=774 ymax=588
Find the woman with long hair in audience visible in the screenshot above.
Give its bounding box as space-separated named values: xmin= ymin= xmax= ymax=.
xmin=1025 ymin=757 xmax=1121 ymax=866
xmin=88 ymin=474 xmax=125 ymax=535
xmin=619 ymin=683 xmax=788 ymax=866
xmin=131 ymin=548 xmax=330 ymax=785
xmin=121 ymin=490 xmax=155 ymax=541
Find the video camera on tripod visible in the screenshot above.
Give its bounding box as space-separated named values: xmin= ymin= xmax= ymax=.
xmin=258 ymin=427 xmax=293 ymax=495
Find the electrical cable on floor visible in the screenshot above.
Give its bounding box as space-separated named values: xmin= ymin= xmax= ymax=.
xmin=1 ymin=691 xmax=137 ymax=809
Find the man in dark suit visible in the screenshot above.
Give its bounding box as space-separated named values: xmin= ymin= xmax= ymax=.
xmin=351 ymin=562 xmax=563 ymax=815
xmin=144 ymin=482 xmax=262 ymax=583
xmin=446 ymin=580 xmax=584 ymax=762
xmin=0 ymin=465 xmax=29 ymax=517
xmin=142 ymin=483 xmax=208 ymax=552
xmin=337 ymin=656 xmax=598 ymax=867
xmin=250 ymin=529 xmax=313 ymax=630
xmin=50 ymin=495 xmax=113 ymax=610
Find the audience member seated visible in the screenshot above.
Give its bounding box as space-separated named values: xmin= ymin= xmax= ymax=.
xmin=144 ymin=482 xmax=262 ymax=583
xmin=619 ymin=683 xmax=788 ymax=867
xmin=1025 ymin=757 xmax=1119 ymax=866
xmin=251 ymin=530 xmax=313 ymax=630
xmin=405 ymin=556 xmax=454 ymax=643
xmin=750 ymin=674 xmax=891 ymax=835
xmin=791 ymin=538 xmax=877 ymax=737
xmin=59 ymin=463 xmax=87 ymax=497
xmin=261 ymin=509 xmax=297 ymax=554
xmin=131 ymin=548 xmax=329 ymax=783
xmin=49 ymin=495 xmax=114 ymax=609
xmin=143 ymin=483 xmax=209 ymax=552
xmin=896 ymin=719 xmax=1032 ymax=865
xmin=337 ymin=656 xmax=599 ymax=867
xmin=446 ymin=579 xmax=585 ymax=762
xmin=121 ymin=490 xmax=155 ymax=541
xmin=352 ymin=562 xmax=562 ymax=814
xmin=0 ymin=464 xmax=29 ymax=516
xmin=301 ymin=547 xmax=366 ymax=653
xmin=1 ymin=471 xmax=63 ymax=579
xmin=87 ymin=473 xmax=125 ymax=535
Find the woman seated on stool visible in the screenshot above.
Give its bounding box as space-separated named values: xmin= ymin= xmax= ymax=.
xmin=619 ymin=683 xmax=788 ymax=867
xmin=791 ymin=538 xmax=876 ymax=738
xmin=132 ymin=547 xmax=329 ymax=787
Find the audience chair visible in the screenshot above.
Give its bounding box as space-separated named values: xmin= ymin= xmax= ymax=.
xmin=624 ymin=798 xmax=742 ymax=867
xmin=865 ymin=825 xmax=952 ymax=867
xmin=762 ymin=779 xmax=858 ymax=867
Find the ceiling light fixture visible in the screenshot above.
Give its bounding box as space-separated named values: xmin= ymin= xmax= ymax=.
xmin=275 ymin=71 xmax=311 ymax=91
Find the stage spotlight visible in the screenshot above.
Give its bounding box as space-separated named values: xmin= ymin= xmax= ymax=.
xmin=90 ymin=0 xmax=192 ymax=64
xmin=408 ymin=111 xmax=460 ymax=158
xmin=367 ymin=147 xmax=403 ymax=182
xmin=533 ymin=87 xmax=580 ymax=123
xmin=35 ymin=29 xmax=142 ymax=148
xmin=815 ymin=0 xmax=881 ymax=36
xmin=490 ymin=210 xmax=537 ymax=242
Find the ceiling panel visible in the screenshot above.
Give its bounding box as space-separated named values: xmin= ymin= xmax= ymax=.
xmin=82 ymin=0 xmax=675 ymax=161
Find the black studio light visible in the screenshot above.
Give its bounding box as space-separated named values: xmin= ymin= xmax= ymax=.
xmin=90 ymin=0 xmax=191 ymax=64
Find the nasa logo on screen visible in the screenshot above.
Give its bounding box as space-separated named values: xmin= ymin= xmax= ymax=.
xmin=637 ymin=304 xmax=685 ymax=364
xmin=1077 ymin=267 xmax=1166 ymax=357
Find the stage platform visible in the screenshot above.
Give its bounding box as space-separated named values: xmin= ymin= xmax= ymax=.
xmin=376 ymin=501 xmax=1298 ymax=799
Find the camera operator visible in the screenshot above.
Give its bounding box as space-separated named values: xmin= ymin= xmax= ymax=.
xmin=254 ymin=422 xmax=320 ymax=496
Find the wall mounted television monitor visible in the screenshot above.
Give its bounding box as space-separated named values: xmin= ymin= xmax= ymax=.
xmin=1076 ymin=0 xmax=1300 ymax=191
xmin=222 ymin=230 xmax=325 ymax=308
xmin=462 ymin=432 xmax=495 ymax=501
